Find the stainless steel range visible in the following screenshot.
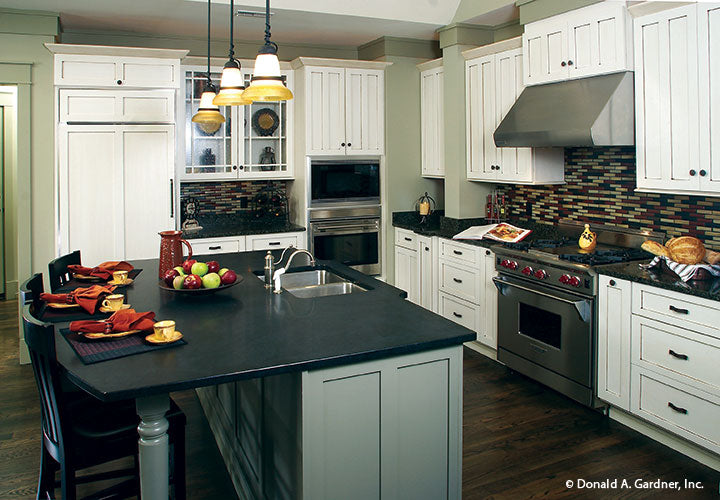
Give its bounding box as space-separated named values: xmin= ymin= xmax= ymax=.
xmin=493 ymin=223 xmax=660 ymax=407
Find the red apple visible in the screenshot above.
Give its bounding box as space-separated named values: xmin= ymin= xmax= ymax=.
xmin=183 ymin=274 xmax=202 ymax=289
xmin=207 ymin=260 xmax=220 ymax=273
xmin=163 ymin=268 xmax=179 ymax=287
xmin=182 ymin=259 xmax=197 ymax=274
xmin=220 ymin=269 xmax=237 ymax=285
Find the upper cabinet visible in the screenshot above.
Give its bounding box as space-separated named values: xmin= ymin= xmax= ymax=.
xmin=181 ymin=64 xmax=294 ymax=181
xmin=523 ymin=1 xmax=633 ymax=86
xmin=634 ymin=3 xmax=720 ymax=196
xmin=418 ymin=60 xmax=444 ymax=178
xmin=464 ymin=40 xmax=564 ymax=185
xmin=292 ymin=58 xmax=390 ymax=156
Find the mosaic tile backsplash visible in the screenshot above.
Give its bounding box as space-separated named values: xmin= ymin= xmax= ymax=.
xmin=180 ymin=180 xmax=288 ymax=220
xmin=497 ymin=147 xmax=720 ymax=249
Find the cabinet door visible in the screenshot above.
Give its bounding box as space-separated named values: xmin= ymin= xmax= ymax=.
xmin=436 ymin=68 xmax=445 ymax=177
xmin=698 ymin=3 xmax=720 ymax=194
xmin=480 ymin=249 xmax=497 ymax=349
xmin=118 ymin=58 xmax=180 ymax=88
xmin=345 ymin=69 xmax=384 ymax=155
xmin=635 ymin=6 xmax=699 ymax=193
xmin=54 ymin=55 xmax=119 ymax=87
xmin=394 ymin=245 xmax=418 ymax=304
xmin=523 ymin=19 xmax=568 ymax=85
xmin=417 ymin=235 xmax=435 ymax=311
xmin=421 ymin=69 xmax=438 ymax=177
xmin=306 ymin=67 xmax=346 ymax=155
xmin=59 ymin=125 xmax=124 ymax=264
xmin=597 ymin=276 xmax=632 ymax=410
xmin=466 ymin=55 xmax=497 ymax=180
xmin=122 ymin=125 xmax=175 ymax=260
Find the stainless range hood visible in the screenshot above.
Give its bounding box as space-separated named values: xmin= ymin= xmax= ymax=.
xmin=494 ymin=71 xmax=635 ymax=147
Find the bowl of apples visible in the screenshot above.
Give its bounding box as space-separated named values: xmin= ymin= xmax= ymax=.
xmin=159 ymin=259 xmax=242 ymax=295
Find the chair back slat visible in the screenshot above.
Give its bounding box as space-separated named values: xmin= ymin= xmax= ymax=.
xmin=19 ymin=272 xmax=44 ymax=313
xmin=48 ymin=250 xmax=81 ymax=292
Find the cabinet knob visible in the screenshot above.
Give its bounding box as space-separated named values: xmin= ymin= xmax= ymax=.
xmin=486 ymin=250 xmax=491 ymax=256
xmin=568 ymin=60 xmax=574 ymax=66
xmin=341 ymin=142 xmax=346 ymax=147
xmin=425 ymin=247 xmax=429 ymax=251
xmin=232 ymin=165 xmax=237 ymax=170
xmin=609 ymin=279 xmax=616 ymax=286
xmin=689 ymin=169 xmax=697 ymax=176
xmin=116 ymin=80 xmax=123 ymax=85
xmin=700 ymin=169 xmax=707 ymax=177
xmin=561 ymin=61 xmax=567 ymax=67
xmin=347 ymin=142 xmax=352 ymax=147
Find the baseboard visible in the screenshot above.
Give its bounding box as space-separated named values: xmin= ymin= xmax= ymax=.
xmin=464 ymin=341 xmax=498 ymax=361
xmin=609 ymin=407 xmax=720 ymax=471
xmin=18 ymin=338 xmax=29 ymax=365
xmin=5 ymin=280 xmax=17 ymax=300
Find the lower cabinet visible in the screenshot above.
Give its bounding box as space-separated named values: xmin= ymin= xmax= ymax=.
xmin=189 ymin=231 xmax=305 ymax=257
xmin=597 ymin=275 xmax=632 ymax=410
xmin=394 ymin=244 xmax=419 ymax=304
xmin=197 ymin=346 xmax=463 ymax=500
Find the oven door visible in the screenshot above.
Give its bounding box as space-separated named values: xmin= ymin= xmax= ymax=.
xmin=494 ymin=275 xmax=593 ymax=388
xmin=309 ymin=218 xmax=381 ymax=275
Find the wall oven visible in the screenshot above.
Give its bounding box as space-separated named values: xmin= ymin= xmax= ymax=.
xmin=310 ymin=160 xmax=380 ymax=206
xmin=309 ymin=206 xmax=381 ymax=276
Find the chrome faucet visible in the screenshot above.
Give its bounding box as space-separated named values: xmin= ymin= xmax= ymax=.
xmin=272 ymin=249 xmax=316 ymax=294
xmin=264 ymin=246 xmax=295 ymax=289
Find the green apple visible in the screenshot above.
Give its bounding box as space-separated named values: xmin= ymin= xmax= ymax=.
xmin=172 ymin=275 xmax=185 ymax=290
xmin=218 ymin=268 xmax=229 ymax=277
xmin=201 ymin=272 xmax=221 ymax=289
xmin=173 ymin=266 xmax=186 ymax=276
xmin=191 ymin=261 xmax=209 ymax=277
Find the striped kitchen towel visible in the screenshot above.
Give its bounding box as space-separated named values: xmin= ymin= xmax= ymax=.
xmin=643 ymin=256 xmax=720 ymax=282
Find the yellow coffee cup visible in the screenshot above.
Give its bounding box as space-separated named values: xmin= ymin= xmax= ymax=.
xmin=113 ymin=270 xmax=129 ymax=284
xmin=153 ymin=320 xmax=176 ymax=340
xmin=101 ymin=294 xmax=125 ymax=311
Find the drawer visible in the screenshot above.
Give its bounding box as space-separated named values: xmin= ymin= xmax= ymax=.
xmin=439 ymin=239 xmax=478 ymax=265
xmin=632 ymin=368 xmax=720 ymax=454
xmin=438 ymin=292 xmax=479 ymax=334
xmin=439 ymin=260 xmax=481 ymax=304
xmin=394 ymin=228 xmax=417 ymax=250
xmin=632 ymin=316 xmax=720 ymax=393
xmin=191 ymin=238 xmax=242 ymax=256
xmin=632 ymin=284 xmax=720 ymax=337
xmin=247 ymin=233 xmax=302 ymax=251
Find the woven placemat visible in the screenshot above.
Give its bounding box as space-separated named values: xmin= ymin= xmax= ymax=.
xmin=60 ymin=327 xmax=186 ymax=365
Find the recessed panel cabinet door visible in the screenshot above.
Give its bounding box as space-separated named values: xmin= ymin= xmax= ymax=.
xmin=597 ymin=276 xmax=631 ymax=410
xmin=466 ymin=55 xmax=496 ymax=180
xmin=698 ymin=3 xmax=720 ymax=193
xmin=345 ymin=69 xmax=384 ymax=155
xmin=306 ymin=67 xmax=345 ymax=155
xmin=523 ymin=20 xmax=568 ymax=85
xmin=395 ymin=245 xmax=419 ymax=304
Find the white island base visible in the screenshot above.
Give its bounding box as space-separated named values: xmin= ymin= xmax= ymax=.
xmin=197 ymin=345 xmax=463 ymax=500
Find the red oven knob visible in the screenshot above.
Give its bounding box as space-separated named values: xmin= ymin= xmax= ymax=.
xmin=559 ymin=274 xmax=570 ymax=284
xmin=534 ymin=269 xmax=547 ymax=279
xmin=569 ymin=276 xmax=581 ymax=287
xmin=500 ymin=259 xmax=509 ymax=268
xmin=507 ymin=260 xmax=518 ymax=270
xmin=521 ymin=266 xmax=533 ymax=276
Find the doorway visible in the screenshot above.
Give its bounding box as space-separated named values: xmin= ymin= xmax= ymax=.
xmin=0 ymin=86 xmax=18 ymax=299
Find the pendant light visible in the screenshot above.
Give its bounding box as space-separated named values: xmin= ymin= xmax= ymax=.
xmin=213 ymin=0 xmax=252 ymax=106
xmin=192 ymin=0 xmax=226 ymax=125
xmin=242 ymin=0 xmax=293 ymax=102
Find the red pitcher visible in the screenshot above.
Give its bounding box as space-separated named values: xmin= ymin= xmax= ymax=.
xmin=158 ymin=230 xmax=193 ymax=278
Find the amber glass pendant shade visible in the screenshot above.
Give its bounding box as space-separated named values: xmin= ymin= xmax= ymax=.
xmin=192 ymin=87 xmax=226 ymax=124
xmin=213 ymin=60 xmax=252 ymax=106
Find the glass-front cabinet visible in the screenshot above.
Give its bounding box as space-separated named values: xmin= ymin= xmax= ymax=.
xmin=182 ymin=66 xmax=293 ymax=181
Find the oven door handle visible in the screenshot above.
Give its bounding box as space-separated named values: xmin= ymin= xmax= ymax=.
xmin=313 ymin=225 xmax=378 ymax=235
xmin=492 ymin=277 xmax=592 ymax=323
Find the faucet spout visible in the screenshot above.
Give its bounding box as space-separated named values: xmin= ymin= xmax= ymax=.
xmin=272 ymin=249 xmax=316 ymax=293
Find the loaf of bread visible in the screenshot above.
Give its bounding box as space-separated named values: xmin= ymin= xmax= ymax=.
xmin=641 ymin=240 xmax=671 ymax=258
xmin=665 ymin=236 xmax=706 ymax=265
xmin=704 ymin=249 xmax=720 ymax=265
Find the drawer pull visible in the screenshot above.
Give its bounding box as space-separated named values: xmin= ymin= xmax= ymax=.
xmin=425 ymin=247 xmax=429 ymax=251
xmin=453 ymin=277 xmax=463 ymax=284
xmin=268 ymin=242 xmax=281 ymax=246
xmin=667 ymin=402 xmax=688 ymax=415
xmin=404 ymin=237 xmax=412 ymax=242
xmin=668 ymin=349 xmax=688 ymax=361
xmin=669 ymin=305 xmax=689 ymax=314
xmin=452 ymin=312 xmax=463 ymax=318
xmin=453 ymin=250 xmax=463 ymax=255
xmin=209 ymin=245 xmax=222 ymax=250
xmin=485 ymin=250 xmax=491 ymax=256
xmin=609 ymin=279 xmax=616 ymax=286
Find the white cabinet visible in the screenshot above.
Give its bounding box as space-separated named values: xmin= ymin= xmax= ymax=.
xmin=419 ymin=62 xmax=444 ymax=178
xmin=481 ymin=248 xmax=497 ymax=349
xmin=52 ymin=53 xmax=183 ymax=88
xmin=394 ymin=228 xmax=435 ymax=308
xmin=523 ymin=1 xmax=633 ymax=86
xmin=59 ymin=89 xmax=175 ymax=123
xmin=301 ymin=63 xmax=387 ymax=156
xmin=394 ymin=243 xmax=419 ymax=304
xmin=58 ymin=124 xmax=175 ymax=264
xmin=190 ymin=237 xmax=245 ymax=256
xmin=597 ymin=275 xmax=632 ymax=410
xmin=417 ymin=235 xmax=436 ymax=312
xmin=246 ymin=231 xmax=306 ymax=251
xmin=465 ymin=45 xmax=564 ymax=185
xmin=634 ymin=3 xmax=720 ymax=196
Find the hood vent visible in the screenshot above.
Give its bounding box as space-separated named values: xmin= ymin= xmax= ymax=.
xmin=494 ymin=71 xmax=635 ymax=147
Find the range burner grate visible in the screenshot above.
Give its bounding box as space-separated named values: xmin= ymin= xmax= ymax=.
xmin=502 ymin=238 xmax=572 ymax=251
xmin=560 ymin=248 xmax=648 ymax=266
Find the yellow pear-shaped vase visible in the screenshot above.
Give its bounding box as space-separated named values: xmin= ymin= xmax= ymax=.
xmin=579 ymin=224 xmax=597 ymax=251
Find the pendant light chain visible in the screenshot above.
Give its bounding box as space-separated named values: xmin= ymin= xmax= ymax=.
xmin=206 ymin=0 xmax=212 ymax=84
xmin=263 ymin=0 xmax=277 ymax=52
xmin=228 ymin=0 xmax=235 ymax=60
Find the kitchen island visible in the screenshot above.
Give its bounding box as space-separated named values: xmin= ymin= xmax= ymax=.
xmin=54 ymin=251 xmax=475 ymax=500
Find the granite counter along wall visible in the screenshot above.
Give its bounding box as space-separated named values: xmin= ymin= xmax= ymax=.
xmin=180 ymin=180 xmax=288 ymax=220
xmin=496 ymin=147 xmax=720 ymax=249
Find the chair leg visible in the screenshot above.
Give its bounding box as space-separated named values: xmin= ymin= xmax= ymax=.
xmin=37 ymin=445 xmax=56 ymax=500
xmin=171 ymin=430 xmax=186 ymax=500
xmin=60 ymin=461 xmax=77 ymax=500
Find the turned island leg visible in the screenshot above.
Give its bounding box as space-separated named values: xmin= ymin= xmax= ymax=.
xmin=136 ymin=394 xmax=170 ymax=500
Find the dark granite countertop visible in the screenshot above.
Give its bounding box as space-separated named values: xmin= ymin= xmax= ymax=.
xmin=54 ymin=251 xmax=475 ymax=401
xmin=182 ymin=214 xmax=305 ymax=240
xmin=596 ymin=261 xmax=720 ymax=302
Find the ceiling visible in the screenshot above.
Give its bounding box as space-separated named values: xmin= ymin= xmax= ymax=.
xmin=0 ymin=0 xmax=474 ymax=46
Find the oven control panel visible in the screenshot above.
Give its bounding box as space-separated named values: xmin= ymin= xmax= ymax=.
xmin=497 ymin=256 xmax=593 ymax=293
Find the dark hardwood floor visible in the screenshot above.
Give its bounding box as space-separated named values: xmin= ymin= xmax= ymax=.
xmin=1 ymin=298 xmax=718 ymax=499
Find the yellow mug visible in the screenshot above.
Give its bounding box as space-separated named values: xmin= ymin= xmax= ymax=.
xmin=101 ymin=294 xmax=125 ymax=311
xmin=153 ymin=320 xmax=176 ymax=340
xmin=113 ymin=270 xmax=129 ymax=284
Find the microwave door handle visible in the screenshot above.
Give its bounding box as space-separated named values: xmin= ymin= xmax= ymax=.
xmin=491 ymin=277 xmax=592 ymax=323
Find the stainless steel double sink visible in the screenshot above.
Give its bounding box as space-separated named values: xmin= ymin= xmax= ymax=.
xmin=257 ymin=269 xmax=368 ymax=298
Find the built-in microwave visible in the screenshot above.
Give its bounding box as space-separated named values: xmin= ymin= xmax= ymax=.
xmin=310 ymin=160 xmax=380 ymax=206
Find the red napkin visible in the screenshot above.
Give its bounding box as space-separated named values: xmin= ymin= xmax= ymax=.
xmin=39 ymin=285 xmax=117 ymax=314
xmin=70 ymin=309 xmax=156 ymax=334
xmin=67 ymin=261 xmax=134 ymax=280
